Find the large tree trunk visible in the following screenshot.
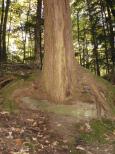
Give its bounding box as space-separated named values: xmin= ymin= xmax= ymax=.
xmin=42 ymin=0 xmax=76 ymax=103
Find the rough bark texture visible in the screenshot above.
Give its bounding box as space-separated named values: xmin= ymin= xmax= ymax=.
xmin=86 ymin=0 xmax=100 ymax=76
xmin=106 ymin=5 xmax=115 ymax=72
xmin=0 ymin=0 xmax=5 ymax=61
xmin=34 ymin=0 xmax=42 ymax=69
xmin=42 ymin=0 xmax=76 ymax=103
xmin=2 ymin=0 xmax=10 ymax=62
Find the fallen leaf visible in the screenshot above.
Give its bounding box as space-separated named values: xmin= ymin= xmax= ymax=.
xmin=15 ymin=139 xmax=23 ymax=146
xmin=7 ymin=132 xmax=13 ymax=139
xmin=52 ymin=141 xmax=58 ymax=146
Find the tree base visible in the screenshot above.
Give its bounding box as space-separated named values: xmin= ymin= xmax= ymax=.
xmin=12 ymin=64 xmax=114 ymax=119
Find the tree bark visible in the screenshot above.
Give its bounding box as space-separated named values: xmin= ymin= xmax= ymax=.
xmin=86 ymin=0 xmax=100 ymax=76
xmin=106 ymin=5 xmax=115 ymax=72
xmin=2 ymin=0 xmax=10 ymax=62
xmin=7 ymin=10 xmax=12 ymax=54
xmin=76 ymin=11 xmax=82 ymax=65
xmin=42 ymin=0 xmax=76 ymax=103
xmin=0 ymin=0 xmax=5 ymax=61
xmin=100 ymin=0 xmax=110 ymax=73
xmin=34 ymin=0 xmax=42 ymax=69
xmin=105 ymin=0 xmax=115 ymax=18
xmin=23 ymin=0 xmax=31 ymax=63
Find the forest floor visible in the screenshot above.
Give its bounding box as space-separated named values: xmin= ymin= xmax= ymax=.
xmin=0 ymin=71 xmax=115 ymax=154
xmin=0 ymin=99 xmax=115 ymax=154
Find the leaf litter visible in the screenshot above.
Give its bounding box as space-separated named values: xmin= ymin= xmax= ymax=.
xmin=0 ymin=109 xmax=70 ymax=154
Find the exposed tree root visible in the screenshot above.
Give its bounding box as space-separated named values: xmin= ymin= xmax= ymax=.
xmin=11 ymin=65 xmax=114 ymax=120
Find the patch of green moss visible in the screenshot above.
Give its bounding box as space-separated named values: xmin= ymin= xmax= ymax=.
xmin=0 ymin=99 xmax=17 ymax=113
xmin=22 ymin=97 xmax=97 ymax=119
xmin=78 ymin=119 xmax=115 ymax=144
xmin=0 ymin=72 xmax=39 ymax=112
xmin=27 ymin=71 xmax=40 ymax=81
xmin=24 ymin=142 xmax=35 ymax=151
xmin=0 ymin=80 xmax=22 ymax=112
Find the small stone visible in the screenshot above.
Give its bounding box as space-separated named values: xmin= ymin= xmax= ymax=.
xmin=52 ymin=141 xmax=58 ymax=146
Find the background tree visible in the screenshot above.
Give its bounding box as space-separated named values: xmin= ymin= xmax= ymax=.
xmin=0 ymin=0 xmax=114 ymax=82
xmin=71 ymin=0 xmax=115 ymax=77
xmin=34 ymin=0 xmax=42 ymax=69
xmin=0 ymin=0 xmax=10 ymax=62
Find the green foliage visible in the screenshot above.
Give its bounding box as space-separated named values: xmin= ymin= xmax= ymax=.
xmin=1 ymin=99 xmax=17 ymax=112
xmin=6 ymin=0 xmax=37 ymax=60
xmin=71 ymin=0 xmax=115 ymax=76
xmin=1 ymin=0 xmax=115 ymax=78
xmin=0 ymin=72 xmax=38 ymax=112
xmin=78 ymin=119 xmax=115 ymax=144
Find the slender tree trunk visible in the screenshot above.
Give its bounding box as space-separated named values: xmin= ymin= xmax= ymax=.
xmin=105 ymin=0 xmax=115 ymax=18
xmin=106 ymin=5 xmax=115 ymax=72
xmin=86 ymin=0 xmax=100 ymax=76
xmin=93 ymin=41 xmax=100 ymax=76
xmin=42 ymin=0 xmax=76 ymax=103
xmin=34 ymin=0 xmax=42 ymax=69
xmin=83 ymin=28 xmax=89 ymax=68
xmin=7 ymin=10 xmax=12 ymax=54
xmin=85 ymin=38 xmax=89 ymax=69
xmin=29 ymin=28 xmax=33 ymax=57
xmin=0 ymin=0 xmax=5 ymax=61
xmin=20 ymin=23 xmax=26 ymax=63
xmin=2 ymin=0 xmax=10 ymax=62
xmin=23 ymin=1 xmax=31 ymax=63
xmin=82 ymin=30 xmax=85 ymax=67
xmin=23 ymin=35 xmax=26 ymax=63
xmin=100 ymin=0 xmax=109 ymax=74
xmin=103 ymin=3 xmax=113 ymax=71
xmin=76 ymin=12 xmax=82 ymax=65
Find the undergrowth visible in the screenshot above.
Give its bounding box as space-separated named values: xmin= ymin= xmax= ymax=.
xmin=96 ymin=76 xmax=115 ymax=114
xmin=77 ymin=119 xmax=115 ymax=144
